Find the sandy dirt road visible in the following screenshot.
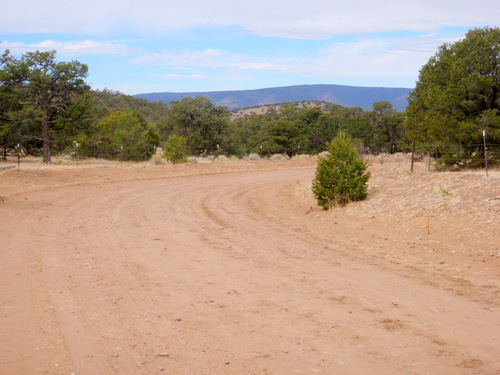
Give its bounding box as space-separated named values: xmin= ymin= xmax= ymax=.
xmin=1 ymin=159 xmax=499 ymax=374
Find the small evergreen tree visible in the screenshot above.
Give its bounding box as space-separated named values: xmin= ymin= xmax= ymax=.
xmin=312 ymin=132 xmax=370 ymax=209
xmin=163 ymin=135 xmax=188 ymax=163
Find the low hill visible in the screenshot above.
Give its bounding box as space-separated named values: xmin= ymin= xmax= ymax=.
xmin=230 ymin=100 xmax=336 ymax=120
xmin=134 ymin=84 xmax=412 ymax=112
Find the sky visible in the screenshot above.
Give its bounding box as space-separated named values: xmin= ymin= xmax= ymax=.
xmin=1 ymin=0 xmax=498 ymax=95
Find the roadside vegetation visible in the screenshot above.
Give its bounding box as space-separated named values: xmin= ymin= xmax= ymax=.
xmin=406 ymin=27 xmax=500 ymax=169
xmin=312 ymin=132 xmax=370 ymax=209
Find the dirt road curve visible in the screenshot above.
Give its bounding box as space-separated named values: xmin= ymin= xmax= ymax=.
xmin=1 ymin=159 xmax=499 ymax=374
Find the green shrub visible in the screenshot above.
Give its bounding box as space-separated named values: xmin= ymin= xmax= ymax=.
xmin=312 ymin=132 xmax=370 ymax=209
xmin=163 ymin=135 xmax=188 ymax=163
xmin=82 ymin=111 xmax=159 ymax=161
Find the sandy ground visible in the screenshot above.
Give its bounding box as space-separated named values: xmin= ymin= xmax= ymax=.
xmin=0 ymin=156 xmax=499 ymax=375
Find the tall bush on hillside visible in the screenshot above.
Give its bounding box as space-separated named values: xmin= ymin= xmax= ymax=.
xmin=312 ymin=132 xmax=370 ymax=209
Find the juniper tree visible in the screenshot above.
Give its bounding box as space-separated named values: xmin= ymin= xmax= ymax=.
xmin=312 ymin=132 xmax=370 ymax=209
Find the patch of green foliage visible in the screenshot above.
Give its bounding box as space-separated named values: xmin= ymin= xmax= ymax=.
xmin=440 ymin=188 xmax=452 ymax=197
xmin=312 ymin=132 xmax=370 ymax=209
xmin=81 ymin=111 xmax=159 ymax=161
xmin=163 ymin=135 xmax=188 ymax=163
xmin=406 ymin=27 xmax=500 ymax=169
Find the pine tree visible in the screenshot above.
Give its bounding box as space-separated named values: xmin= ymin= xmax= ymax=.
xmin=312 ymin=132 xmax=370 ymax=209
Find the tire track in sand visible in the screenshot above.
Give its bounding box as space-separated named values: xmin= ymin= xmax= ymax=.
xmin=1 ymin=167 xmax=499 ymax=374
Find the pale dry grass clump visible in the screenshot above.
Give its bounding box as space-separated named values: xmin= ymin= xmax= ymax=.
xmin=214 ymin=155 xmax=230 ymax=162
xmin=292 ymin=154 xmax=313 ymax=161
xmin=269 ymin=153 xmax=290 ymax=161
xmin=243 ymin=153 xmax=261 ymax=161
xmin=189 ymin=155 xmax=242 ymax=163
xmin=298 ymin=156 xmax=499 ymax=219
xmin=1 ymin=155 xmax=126 ymax=170
xmin=150 ymin=154 xmax=165 ymax=165
xmin=187 ymin=156 xmax=217 ymax=163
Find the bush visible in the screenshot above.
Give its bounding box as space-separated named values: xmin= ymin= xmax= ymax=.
xmin=163 ymin=135 xmax=188 ymax=163
xmin=83 ymin=111 xmax=160 ymax=161
xmin=312 ymin=132 xmax=370 ymax=209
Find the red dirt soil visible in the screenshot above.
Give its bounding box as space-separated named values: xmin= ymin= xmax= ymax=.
xmin=0 ymin=157 xmax=499 ymax=374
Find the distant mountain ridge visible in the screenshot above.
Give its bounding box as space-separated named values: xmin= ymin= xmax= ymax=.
xmin=134 ymin=84 xmax=412 ymax=111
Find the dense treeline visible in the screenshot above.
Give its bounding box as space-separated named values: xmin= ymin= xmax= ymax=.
xmin=0 ymin=48 xmax=406 ymax=162
xmin=157 ymin=96 xmax=407 ymax=158
xmin=230 ymin=101 xmax=405 ymax=157
xmin=2 ymin=27 xmax=498 ymax=167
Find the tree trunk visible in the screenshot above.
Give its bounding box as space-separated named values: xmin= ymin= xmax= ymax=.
xmin=42 ymin=116 xmax=51 ymax=163
xmin=410 ymin=138 xmax=416 ymax=173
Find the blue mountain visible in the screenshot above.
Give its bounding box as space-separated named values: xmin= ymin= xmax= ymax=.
xmin=134 ymin=84 xmax=412 ymax=111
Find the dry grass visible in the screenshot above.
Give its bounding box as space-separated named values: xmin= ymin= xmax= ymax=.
xmin=243 ymin=153 xmax=261 ymax=161
xmin=0 ymin=155 xmax=131 ymax=170
xmin=296 ymin=155 xmax=500 ymax=245
xmin=269 ymin=153 xmax=290 ymax=161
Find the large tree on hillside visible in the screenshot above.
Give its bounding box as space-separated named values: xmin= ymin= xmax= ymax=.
xmin=165 ymin=96 xmax=231 ymax=156
xmin=0 ymin=50 xmax=22 ymax=158
xmin=369 ymin=101 xmax=405 ymax=154
xmin=2 ymin=50 xmax=89 ymax=163
xmin=406 ymin=27 xmax=500 ymax=167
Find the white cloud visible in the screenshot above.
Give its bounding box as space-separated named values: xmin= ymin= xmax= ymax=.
xmin=131 ymin=49 xmax=247 ymax=68
xmin=297 ymin=34 xmax=453 ymax=79
xmin=130 ymin=32 xmax=458 ymax=83
xmin=155 ymin=74 xmax=205 ymax=80
xmin=92 ymin=83 xmax=168 ymax=95
xmin=1 ymin=0 xmax=498 ymax=39
xmin=241 ymin=0 xmax=498 ymax=39
xmin=3 ymin=0 xmax=495 ymax=93
xmin=1 ymin=40 xmax=137 ymax=56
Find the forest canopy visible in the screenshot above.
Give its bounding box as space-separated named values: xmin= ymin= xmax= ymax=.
xmin=2 ymin=27 xmax=498 ymax=168
xmin=1 ymin=48 xmax=406 ymax=162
